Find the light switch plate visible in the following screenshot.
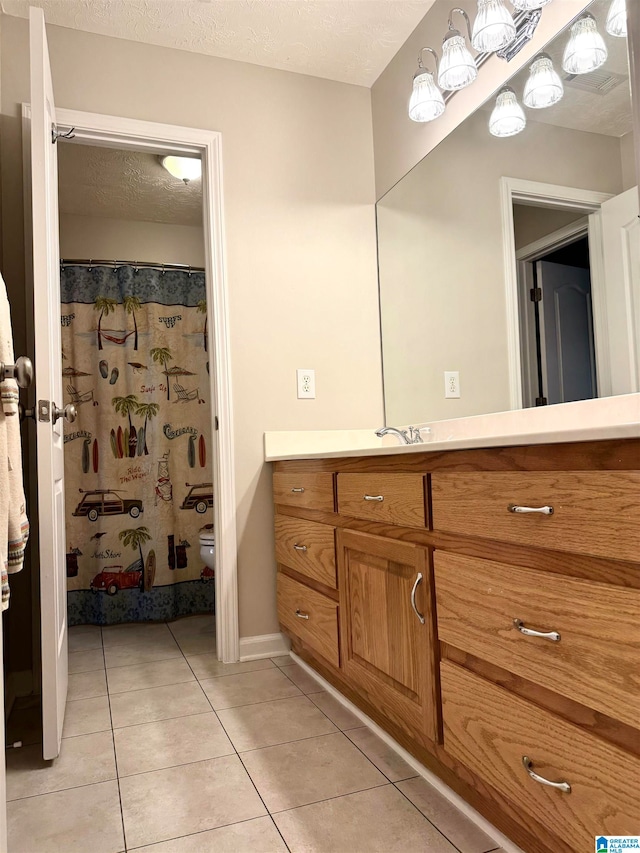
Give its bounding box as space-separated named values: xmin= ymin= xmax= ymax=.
xmin=444 ymin=371 xmax=460 ymax=398
xmin=297 ymin=368 xmax=316 ymax=399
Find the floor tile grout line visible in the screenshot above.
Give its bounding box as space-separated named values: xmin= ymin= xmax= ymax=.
xmin=125 ymin=813 xmax=289 ymax=852
xmin=266 ymin=779 xmax=392 ymax=817
xmin=391 ymin=777 xmax=472 ymax=853
xmin=341 ymin=726 xmax=421 ymax=787
xmin=100 ymin=631 xmax=128 ymax=853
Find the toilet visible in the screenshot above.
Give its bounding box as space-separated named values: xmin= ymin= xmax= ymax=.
xmin=199 ymin=524 xmax=215 ymax=576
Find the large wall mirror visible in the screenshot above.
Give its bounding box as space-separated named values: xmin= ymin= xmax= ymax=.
xmin=377 ymin=0 xmax=638 ymax=426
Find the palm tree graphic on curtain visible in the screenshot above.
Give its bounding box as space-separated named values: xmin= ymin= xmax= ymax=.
xmin=113 ymin=394 xmax=140 ymax=457
xmin=150 ymin=347 xmax=173 ymax=401
xmin=118 ymin=526 xmax=154 ymax=591
xmin=123 ymin=295 xmax=141 ymax=350
xmin=94 ymin=296 xmax=118 ymax=350
xmin=197 ymin=300 xmax=207 ymax=352
xmin=135 ymin=401 xmax=159 ymax=455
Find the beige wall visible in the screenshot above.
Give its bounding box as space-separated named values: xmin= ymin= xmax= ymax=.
xmin=620 ymin=132 xmax=637 ymax=190
xmin=0 ymin=15 xmax=383 ymax=641
xmin=59 ymin=214 xmax=205 ymax=267
xmin=513 ymin=206 xmax=586 ymax=251
xmin=371 ymin=0 xmax=590 ymax=199
xmin=377 ymin=111 xmax=624 ymax=425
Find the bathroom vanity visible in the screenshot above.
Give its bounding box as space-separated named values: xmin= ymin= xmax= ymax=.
xmin=268 ymin=430 xmax=640 ymax=853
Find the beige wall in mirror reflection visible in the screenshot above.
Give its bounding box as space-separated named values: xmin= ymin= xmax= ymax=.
xmin=378 ymin=109 xmax=631 ymax=425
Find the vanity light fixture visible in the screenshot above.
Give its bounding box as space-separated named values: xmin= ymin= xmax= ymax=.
xmin=471 ymin=0 xmax=516 ymax=53
xmin=523 ymin=53 xmax=564 ymax=108
xmin=160 ymin=155 xmax=202 ymax=184
xmin=562 ymin=13 xmax=608 ymax=75
xmin=489 ymin=86 xmax=526 ymax=137
xmin=408 ymin=48 xmax=446 ymax=122
xmin=438 ymin=9 xmax=477 ymax=91
xmin=511 ymin=0 xmax=552 ymax=10
xmin=605 ymin=0 xmax=627 ymax=37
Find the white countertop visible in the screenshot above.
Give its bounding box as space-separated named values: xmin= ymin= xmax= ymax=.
xmin=264 ymin=394 xmax=640 ymax=461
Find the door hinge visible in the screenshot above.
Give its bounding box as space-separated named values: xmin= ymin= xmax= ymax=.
xmin=214 ymin=416 xmax=219 ymax=431
xmin=535 ymin=397 xmax=548 ymax=406
xmin=51 ymin=124 xmax=76 ymax=144
xmin=530 ymin=287 xmax=542 ymax=302
xmin=38 ymin=400 xmax=51 ymax=422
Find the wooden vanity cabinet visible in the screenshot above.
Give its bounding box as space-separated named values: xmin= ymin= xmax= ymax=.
xmin=272 ymin=438 xmax=640 ymax=853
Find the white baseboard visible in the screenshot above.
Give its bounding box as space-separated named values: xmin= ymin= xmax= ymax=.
xmin=290 ymin=652 xmax=524 ymax=853
xmin=239 ymin=632 xmax=291 ymax=661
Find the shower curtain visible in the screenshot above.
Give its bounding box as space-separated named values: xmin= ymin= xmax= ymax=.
xmin=60 ymin=264 xmax=215 ymax=625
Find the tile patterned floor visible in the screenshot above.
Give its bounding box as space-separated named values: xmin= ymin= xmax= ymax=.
xmin=6 ymin=617 xmax=503 ymax=853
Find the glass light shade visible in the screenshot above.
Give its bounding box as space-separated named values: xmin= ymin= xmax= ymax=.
xmin=523 ymin=54 xmax=564 ymax=109
xmin=562 ymin=14 xmax=608 ymax=75
xmin=471 ymin=0 xmax=516 ymax=53
xmin=438 ymin=33 xmax=477 ymax=91
xmin=161 ymin=156 xmax=202 ymax=183
xmin=408 ymin=70 xmax=446 ymax=122
xmin=489 ymin=87 xmax=526 ymax=137
xmin=605 ymin=0 xmax=627 ymax=37
xmin=511 ymin=0 xmax=553 ymax=10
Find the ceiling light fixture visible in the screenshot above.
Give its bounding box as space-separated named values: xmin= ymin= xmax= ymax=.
xmin=409 ymin=48 xmax=446 ymax=122
xmin=160 ymin=155 xmax=202 ymax=184
xmin=438 ymin=9 xmax=477 ymax=92
xmin=562 ymin=13 xmax=608 ymax=75
xmin=489 ymin=86 xmax=526 ymax=137
xmin=511 ymin=0 xmax=552 ymax=11
xmin=523 ymin=52 xmax=564 ymax=108
xmin=605 ymin=0 xmax=627 ymax=37
xmin=471 ymin=0 xmax=516 ymax=53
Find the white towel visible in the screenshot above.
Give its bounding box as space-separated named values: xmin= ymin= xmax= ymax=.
xmin=0 ymin=273 xmax=29 ymax=610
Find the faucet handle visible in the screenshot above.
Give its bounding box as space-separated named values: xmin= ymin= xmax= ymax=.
xmin=407 ymin=426 xmax=423 ymax=444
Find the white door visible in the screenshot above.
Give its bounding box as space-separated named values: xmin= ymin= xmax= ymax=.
xmin=600 ymin=187 xmax=640 ymax=395
xmin=538 ymin=260 xmax=596 ymax=405
xmin=30 ymin=6 xmax=68 ymax=760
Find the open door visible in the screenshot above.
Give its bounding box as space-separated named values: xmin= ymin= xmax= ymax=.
xmin=600 ymin=187 xmax=640 ymax=396
xmin=30 ymin=6 xmax=69 ymax=760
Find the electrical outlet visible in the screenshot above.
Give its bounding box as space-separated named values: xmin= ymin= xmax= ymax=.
xmin=297 ymin=368 xmax=316 ymax=399
xmin=444 ymin=371 xmax=460 ymax=398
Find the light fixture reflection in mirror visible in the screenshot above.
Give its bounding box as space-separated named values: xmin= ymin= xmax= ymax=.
xmin=471 ymin=0 xmax=516 ymax=53
xmin=160 ymin=155 xmax=202 ymax=184
xmin=511 ymin=0 xmax=553 ymax=9
xmin=562 ymin=13 xmax=608 ymax=74
xmin=438 ymin=9 xmax=477 ymax=92
xmin=605 ymin=0 xmax=627 ymax=37
xmin=489 ymin=87 xmax=527 ymax=137
xmin=409 ymin=48 xmax=445 ymax=122
xmin=523 ymin=53 xmax=564 ymax=109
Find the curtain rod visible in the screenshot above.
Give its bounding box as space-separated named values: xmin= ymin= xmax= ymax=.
xmin=60 ymin=259 xmax=205 ymax=273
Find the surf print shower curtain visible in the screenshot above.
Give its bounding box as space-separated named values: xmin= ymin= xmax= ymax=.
xmin=60 ymin=264 xmax=214 ymax=625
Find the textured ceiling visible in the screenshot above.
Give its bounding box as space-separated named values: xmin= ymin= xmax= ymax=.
xmin=58 ymin=143 xmax=203 ymax=225
xmin=1 ymin=0 xmax=435 ymax=86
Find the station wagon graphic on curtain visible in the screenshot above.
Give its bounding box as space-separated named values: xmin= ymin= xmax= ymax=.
xmin=61 ymin=263 xmax=214 ymax=625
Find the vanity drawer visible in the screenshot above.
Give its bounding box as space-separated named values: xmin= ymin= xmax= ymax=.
xmin=275 ymin=516 xmax=337 ymax=589
xmin=337 ymin=473 xmax=426 ymax=528
xmin=273 ymin=472 xmax=335 ymax=512
xmin=431 ymin=471 xmax=640 ymax=562
xmin=441 ymin=662 xmax=640 ymax=852
xmin=277 ymin=572 xmax=339 ymax=667
xmin=434 ymin=552 xmax=640 ymax=729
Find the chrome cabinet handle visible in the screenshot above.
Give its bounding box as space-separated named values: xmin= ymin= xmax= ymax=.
xmin=364 ymin=495 xmax=384 ymax=502
xmin=522 ymin=756 xmax=571 ymax=793
xmin=293 ymin=544 xmax=307 ymax=552
xmin=410 ymin=573 xmax=425 ymax=624
xmin=1 ymin=356 xmax=33 ymax=388
xmin=508 ymin=504 xmax=553 ymax=515
xmin=514 ymin=618 xmax=560 ymax=642
xmin=291 ymin=487 xmax=305 ymax=493
xmin=295 ymin=609 xmax=309 ymax=620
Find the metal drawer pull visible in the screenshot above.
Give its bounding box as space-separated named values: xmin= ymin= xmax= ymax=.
xmin=522 ymin=756 xmax=571 ymax=793
xmin=293 ymin=544 xmax=307 ymax=552
xmin=295 ymin=609 xmax=309 ymax=620
xmin=410 ymin=573 xmax=425 ymax=624
xmin=291 ymin=487 xmax=305 ymax=493
xmin=364 ymin=495 xmax=384 ymax=502
xmin=508 ymin=504 xmax=553 ymax=515
xmin=514 ymin=619 xmax=560 ymax=642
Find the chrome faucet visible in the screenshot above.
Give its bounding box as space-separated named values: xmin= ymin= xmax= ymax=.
xmin=375 ymin=426 xmax=424 ymax=445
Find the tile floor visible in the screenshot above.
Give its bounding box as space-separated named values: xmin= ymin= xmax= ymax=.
xmin=6 ymin=616 xmax=504 ymax=853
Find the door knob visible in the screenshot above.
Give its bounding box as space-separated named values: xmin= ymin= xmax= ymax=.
xmin=52 ymin=403 xmax=77 ymax=424
xmin=1 ymin=356 xmax=33 ymax=388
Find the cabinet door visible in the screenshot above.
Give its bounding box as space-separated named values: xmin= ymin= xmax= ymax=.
xmin=337 ymin=529 xmax=439 ymax=748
